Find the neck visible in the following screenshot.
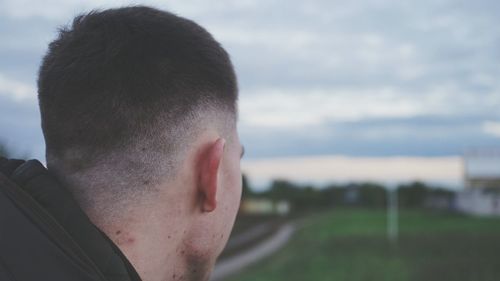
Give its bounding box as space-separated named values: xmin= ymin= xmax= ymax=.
xmin=89 ymin=203 xmax=194 ymax=281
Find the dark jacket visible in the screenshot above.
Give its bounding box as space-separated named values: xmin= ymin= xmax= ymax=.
xmin=0 ymin=157 xmax=142 ymax=281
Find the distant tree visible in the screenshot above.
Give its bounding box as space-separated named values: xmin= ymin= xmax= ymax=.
xmin=293 ymin=185 xmax=322 ymax=210
xmin=241 ymin=174 xmax=253 ymax=198
xmin=428 ymin=187 xmax=455 ymax=198
xmin=266 ymin=179 xmax=298 ymax=201
xmin=322 ymin=185 xmax=348 ymax=207
xmin=397 ymin=181 xmax=429 ymax=208
xmin=358 ymin=183 xmax=387 ymax=207
xmin=262 ymin=180 xmax=332 ymax=211
xmin=251 ymin=178 xmax=452 ymax=212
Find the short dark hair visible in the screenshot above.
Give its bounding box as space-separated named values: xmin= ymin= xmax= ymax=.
xmin=38 ymin=6 xmax=238 ymax=219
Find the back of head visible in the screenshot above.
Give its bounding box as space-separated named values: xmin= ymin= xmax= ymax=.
xmin=38 ymin=6 xmax=238 ymax=222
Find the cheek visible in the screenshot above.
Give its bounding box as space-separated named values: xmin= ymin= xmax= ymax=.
xmin=218 ymin=149 xmax=242 ymax=225
xmin=221 ymin=162 xmax=242 ymax=228
xmin=220 ymin=172 xmax=240 ymax=218
xmin=222 ymin=153 xmax=242 ymax=207
xmin=228 ymin=163 xmax=242 ymax=212
xmin=234 ymin=174 xmax=242 ymax=208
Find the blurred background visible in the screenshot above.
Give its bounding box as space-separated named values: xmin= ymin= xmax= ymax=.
xmin=1 ymin=1 xmax=500 ymax=280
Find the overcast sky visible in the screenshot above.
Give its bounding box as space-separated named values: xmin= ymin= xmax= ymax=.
xmin=1 ymin=0 xmax=499 ymax=161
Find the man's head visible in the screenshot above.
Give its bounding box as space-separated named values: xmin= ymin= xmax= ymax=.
xmin=38 ymin=6 xmax=243 ymax=280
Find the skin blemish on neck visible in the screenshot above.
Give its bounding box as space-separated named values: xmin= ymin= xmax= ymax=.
xmin=114 ymin=231 xmax=135 ymax=246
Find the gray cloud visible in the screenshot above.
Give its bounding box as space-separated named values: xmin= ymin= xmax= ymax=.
xmin=240 ymin=115 xmax=500 ymax=158
xmin=0 ymin=0 xmax=499 ymax=160
xmin=0 ymin=96 xmax=44 ymax=159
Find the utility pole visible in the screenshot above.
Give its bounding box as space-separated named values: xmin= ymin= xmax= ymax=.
xmin=387 ymin=187 xmax=398 ymax=245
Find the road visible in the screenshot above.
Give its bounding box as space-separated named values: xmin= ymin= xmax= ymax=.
xmin=210 ymin=223 xmax=295 ymax=281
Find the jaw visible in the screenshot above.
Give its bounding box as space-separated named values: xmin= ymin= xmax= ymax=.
xmin=179 ymin=217 xmax=226 ymax=280
xmin=185 ymin=255 xmax=215 ymax=281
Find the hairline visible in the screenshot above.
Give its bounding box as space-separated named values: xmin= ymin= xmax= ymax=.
xmin=47 ymin=105 xmax=236 ymax=221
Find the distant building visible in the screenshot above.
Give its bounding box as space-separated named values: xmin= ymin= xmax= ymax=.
xmin=455 ymin=189 xmax=500 ymax=216
xmin=455 ymin=148 xmax=500 ymax=216
xmin=464 ymin=148 xmax=500 ymax=189
xmin=240 ymin=199 xmax=290 ymax=216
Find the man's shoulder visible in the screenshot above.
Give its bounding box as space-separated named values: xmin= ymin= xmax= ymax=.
xmin=0 ymin=162 xmax=102 ymax=281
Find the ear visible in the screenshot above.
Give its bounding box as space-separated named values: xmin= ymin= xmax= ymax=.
xmin=198 ymin=138 xmax=226 ymax=212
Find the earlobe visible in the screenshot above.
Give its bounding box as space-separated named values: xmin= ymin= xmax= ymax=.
xmin=199 ymin=138 xmax=225 ymax=212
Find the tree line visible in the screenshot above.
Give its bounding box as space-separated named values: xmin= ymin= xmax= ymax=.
xmin=242 ymin=175 xmax=455 ymax=212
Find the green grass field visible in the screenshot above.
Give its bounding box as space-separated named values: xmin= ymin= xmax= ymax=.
xmin=226 ymin=209 xmax=500 ymax=281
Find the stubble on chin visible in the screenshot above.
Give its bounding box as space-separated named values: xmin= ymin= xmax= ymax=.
xmin=182 ymin=254 xmax=215 ymax=281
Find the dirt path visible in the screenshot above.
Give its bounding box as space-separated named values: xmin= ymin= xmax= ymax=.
xmin=210 ymin=223 xmax=295 ymax=281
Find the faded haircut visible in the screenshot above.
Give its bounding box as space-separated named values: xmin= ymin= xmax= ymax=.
xmin=37 ymin=6 xmax=238 ymax=219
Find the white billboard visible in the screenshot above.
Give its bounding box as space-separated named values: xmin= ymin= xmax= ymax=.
xmin=464 ymin=149 xmax=500 ymax=178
